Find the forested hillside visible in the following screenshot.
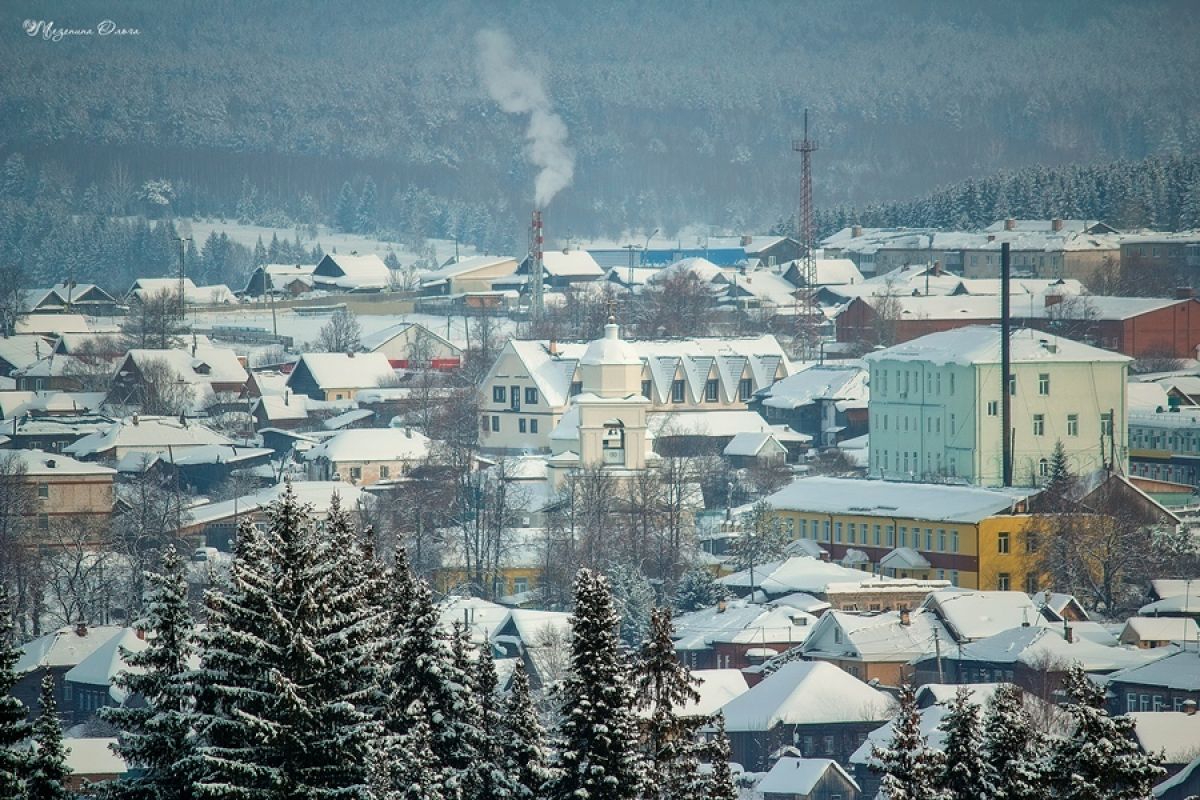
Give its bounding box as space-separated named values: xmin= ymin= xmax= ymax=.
xmin=2 ymin=0 xmax=1198 ymax=250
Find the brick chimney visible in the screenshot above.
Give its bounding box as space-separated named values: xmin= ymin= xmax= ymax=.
xmin=1045 ymin=293 xmax=1064 ymax=308
xmin=1005 ymin=218 xmax=1017 ymax=231
xmin=899 ymin=608 xmax=911 ymax=627
xmin=1176 ymin=287 xmax=1196 ymax=300
xmin=852 ymin=224 xmax=864 ymax=238
xmin=1051 ymin=218 xmax=1064 ymax=232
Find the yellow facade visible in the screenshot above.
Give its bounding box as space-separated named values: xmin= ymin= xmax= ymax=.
xmin=768 ymin=508 xmax=1038 ymax=591
xmin=432 ymin=565 xmax=544 ymax=599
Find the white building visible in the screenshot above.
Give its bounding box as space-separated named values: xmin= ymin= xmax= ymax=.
xmin=865 ymin=325 xmax=1130 ymax=487
xmin=477 ymin=328 xmax=792 ymax=454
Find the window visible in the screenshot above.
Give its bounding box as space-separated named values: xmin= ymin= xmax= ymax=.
xmin=349 ymin=467 xmax=362 ymax=481
xmin=998 ymin=532 xmax=1010 ymax=554
xmin=379 ymin=466 xmax=390 ymax=479
xmin=848 ymin=523 xmax=856 ymax=543
xmin=834 ymin=522 xmax=842 ymax=543
xmin=997 ymin=573 xmax=1010 ymax=591
xmin=705 ymin=379 xmax=719 ymax=402
xmin=873 ymin=525 xmax=881 ymax=546
xmin=833 ymin=628 xmax=842 ymax=644
xmin=530 ymin=419 xmax=538 ymax=434
xmin=823 ymin=735 xmax=836 ymax=755
xmin=800 ymin=519 xmax=808 ymax=538
xmin=1067 ymin=413 xmax=1078 ymax=436
xmin=37 ymin=483 xmax=48 ymax=499
xmin=887 ymin=526 xmax=895 ymax=546
xmin=1026 ymin=532 xmax=1039 ymax=552
xmin=739 ymin=377 xmax=753 ymax=401
xmin=1101 ymin=412 xmax=1113 ymax=436
xmin=951 ymin=570 xmax=960 ymax=585
xmin=492 ymin=386 xmax=506 ymax=403
xmin=519 ymin=418 xmax=527 ymax=433
xmin=1039 ymin=458 xmax=1049 ymax=477
xmin=1025 ymin=574 xmax=1038 ymax=594
xmin=899 ymin=526 xmax=908 ymax=547
xmin=570 ymin=381 xmax=583 ymax=397
xmin=1127 ymin=694 xmax=1138 ymax=714
xmin=510 ymin=385 xmax=520 ymax=411
xmin=949 ymin=372 xmax=955 ymax=394
xmin=641 ymin=380 xmax=652 ymax=398
xmin=490 ymin=415 xmax=499 ymax=431
xmin=524 ymin=387 xmax=538 ymax=405
xmin=481 ymin=415 xmax=489 ymax=432
xmin=1033 ymin=414 xmax=1045 ymax=436
xmin=987 ymin=401 xmax=998 ymax=416
xmin=1038 ymin=373 xmax=1050 ymax=395
xmin=949 ymin=413 xmax=955 ymax=433
xmin=1008 ymin=375 xmax=1016 ymax=395
xmin=671 ymin=380 xmax=685 ymax=403
xmin=938 ymin=529 xmax=946 ymax=551
xmin=951 ymin=531 xmax=959 ymax=552
xmin=822 ymin=520 xmax=830 ymax=541
xmin=924 ymin=529 xmax=932 ymax=550
xmin=37 ymin=513 xmax=48 ymax=531
xmin=513 ymin=577 xmax=529 ymax=594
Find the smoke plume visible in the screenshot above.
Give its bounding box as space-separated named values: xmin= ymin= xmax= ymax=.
xmin=476 ymin=29 xmax=574 ymax=208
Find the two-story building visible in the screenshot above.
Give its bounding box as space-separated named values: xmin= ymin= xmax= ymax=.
xmin=4 ymin=448 xmax=115 ymax=545
xmin=1129 ymin=409 xmax=1200 ymax=488
xmin=285 ymin=352 xmax=397 ymax=401
xmin=477 ymin=329 xmax=791 ymax=454
xmin=865 ymin=325 xmax=1130 ymax=487
xmin=763 ymin=477 xmax=1038 ymax=591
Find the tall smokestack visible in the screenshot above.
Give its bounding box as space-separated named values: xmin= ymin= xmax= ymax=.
xmin=530 ymin=210 xmax=544 ymax=318
xmin=1001 ymin=242 xmax=1013 ymax=487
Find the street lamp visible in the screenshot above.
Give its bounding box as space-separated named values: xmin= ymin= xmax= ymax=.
xmin=642 ymin=228 xmax=659 ymax=267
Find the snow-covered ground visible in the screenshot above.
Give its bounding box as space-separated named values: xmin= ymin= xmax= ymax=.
xmin=176 ymin=218 xmax=477 ymax=267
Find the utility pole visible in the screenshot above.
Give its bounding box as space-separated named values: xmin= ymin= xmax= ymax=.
xmin=792 ymin=110 xmax=819 ymax=360
xmin=175 ymin=235 xmax=192 ymax=321
xmin=1001 ymin=242 xmax=1013 ymax=487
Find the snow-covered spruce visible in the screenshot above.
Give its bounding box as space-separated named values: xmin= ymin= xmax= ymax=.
xmin=936 ymin=687 xmax=988 ymax=800
xmin=27 ymin=673 xmax=71 ymax=800
xmin=871 ymin=684 xmax=945 ymax=800
xmin=980 ymin=683 xmax=1045 ymax=800
xmin=0 ymin=585 xmax=30 ymax=799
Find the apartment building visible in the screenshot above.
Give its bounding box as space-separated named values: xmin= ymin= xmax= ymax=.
xmin=865 ymin=326 xmax=1129 ymax=487
xmin=1129 ymin=409 xmax=1200 ymax=488
xmin=763 ymin=476 xmax=1038 ymax=591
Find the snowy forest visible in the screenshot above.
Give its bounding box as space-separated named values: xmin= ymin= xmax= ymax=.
xmin=0 ymin=488 xmax=1168 ymax=800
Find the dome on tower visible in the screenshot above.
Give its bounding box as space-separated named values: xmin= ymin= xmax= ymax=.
xmin=580 ymin=319 xmax=641 ymax=367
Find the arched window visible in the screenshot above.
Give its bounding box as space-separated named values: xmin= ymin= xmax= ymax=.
xmin=1038 ymin=458 xmax=1049 ymax=477
xmin=602 ymin=420 xmax=625 ymax=464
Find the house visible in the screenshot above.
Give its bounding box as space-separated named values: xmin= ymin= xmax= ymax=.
xmin=110 ymin=344 xmax=249 ymax=408
xmin=489 ymin=609 xmax=574 ymax=689
xmin=0 ymin=335 xmax=53 ymax=376
xmin=302 ymin=426 xmax=431 ymax=485
xmin=719 ymin=555 xmax=948 ymax=609
xmin=1105 ymin=650 xmax=1200 ymax=716
xmin=285 ymin=352 xmax=397 ymax=401
xmin=865 ymin=326 xmax=1129 ymax=487
xmin=763 ymin=477 xmax=1038 ymax=591
xmin=680 ymin=669 xmax=750 ymax=717
xmin=753 ymin=363 xmax=869 ymax=448
xmin=418 ymin=256 xmax=519 ymax=295
xmin=478 ymin=328 xmax=791 ymax=454
xmin=242 ymin=263 xmax=317 ymax=297
xmin=311 ymin=253 xmax=391 ymax=292
xmin=1032 ymin=293 xmax=1200 ymax=360
xmin=921 ymin=589 xmax=1047 ymax=643
xmin=800 ymin=608 xmax=950 ymax=685
xmin=671 ymin=598 xmax=818 ymax=670
xmin=15 ymin=313 xmax=92 ymax=336
xmin=1129 ymin=409 xmax=1200 ymax=488
xmin=1121 ymin=617 xmax=1200 ymax=649
xmin=131 ymin=444 xmax=274 ymax=494
xmin=251 ymin=392 xmax=313 ymax=431
xmin=361 ymin=322 xmax=463 ymax=369
xmin=23 ymin=283 xmax=121 ymax=315
xmin=126 ymin=277 xmax=238 ymax=305
xmin=783 ymin=258 xmax=864 ymax=288
xmin=1120 ymin=231 xmax=1200 ymax=282
xmin=176 ymin=481 xmax=370 ymax=550
xmin=6 ymin=412 xmax=113 ymax=453
xmin=716 ymin=660 xmax=893 ymax=770
xmin=518 ymin=249 xmax=605 ymax=289
xmin=13 ymin=624 xmax=126 ymax=720
xmin=1 ymin=448 xmax=115 ymax=545
xmin=66 ymin=415 xmax=235 ymax=462
xmin=755 ymin=755 xmax=861 ymax=800
xmin=62 ymin=627 xmax=147 ymax=724
xmin=1129 ymin=710 xmax=1200 ymax=780
xmin=436 ymin=596 xmax=512 ymax=646
xmin=63 ymin=738 xmax=128 ymax=793
xmin=723 ymin=431 xmax=789 ymax=467
xmin=432 ymin=526 xmax=546 ymax=601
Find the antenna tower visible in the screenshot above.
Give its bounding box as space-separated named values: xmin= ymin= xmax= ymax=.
xmin=792 ymin=110 xmax=819 ymax=360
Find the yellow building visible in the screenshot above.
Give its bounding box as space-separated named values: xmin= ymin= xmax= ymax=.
xmin=431 ymin=527 xmax=545 ymax=602
xmin=764 ymin=476 xmax=1040 ymax=591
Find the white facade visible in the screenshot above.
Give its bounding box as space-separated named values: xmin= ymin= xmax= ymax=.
xmin=865 ymin=326 xmax=1130 ymax=487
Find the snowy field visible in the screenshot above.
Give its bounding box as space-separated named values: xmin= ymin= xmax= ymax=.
xmin=176 ymin=218 xmax=477 ymax=267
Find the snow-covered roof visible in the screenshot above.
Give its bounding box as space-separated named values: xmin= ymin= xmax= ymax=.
xmin=1128 ymin=383 xmax=1173 ymax=414
xmin=63 ymin=738 xmax=127 ymax=777
xmin=764 ymin=476 xmax=1033 ymax=524
xmin=1139 ymin=596 xmax=1200 ymax=616
xmin=683 ymin=669 xmax=750 ymax=718
xmin=15 ymin=313 xmax=92 ymax=335
xmin=849 ymin=684 xmax=1000 ymax=767
xmin=1152 ymin=580 xmax=1200 ymax=601
xmin=1131 ymin=712 xmax=1200 ymax=763
xmin=722 ymin=431 xmax=787 ymax=458
xmin=648 ymin=257 xmax=727 ymax=285
xmin=66 ymin=416 xmax=234 ymax=458
xmin=720 ymin=555 xmax=939 ymax=598
xmin=302 ymin=427 xmax=430 ymax=463
xmin=359 ymin=321 xmax=459 ymax=355
xmin=717 ymin=660 xmax=892 ymax=731
xmin=494 ymin=609 xmax=572 ymax=648
xmin=314 ymin=253 xmax=391 ymax=289
xmin=726 ymin=269 xmax=798 ymax=307
xmin=1122 ymin=617 xmax=1200 ymax=643
xmin=16 ymin=626 xmax=126 ymax=674
xmin=673 ymin=599 xmax=817 ymax=652
xmin=539 ymin=249 xmax=604 ymax=278
xmin=322 ymin=408 xmax=374 ymax=430
xmin=183 ymin=481 xmax=370 ymax=528
xmin=1105 ymin=649 xmax=1200 ymax=692
xmin=755 ymin=757 xmax=857 ymax=796
xmin=437 ymin=596 xmax=512 ymax=644
xmin=419 ymin=255 xmax=516 ymax=284
xmin=253 ymin=393 xmax=311 ymax=421
xmin=759 ymin=363 xmax=868 ymax=411
xmin=879 ymin=547 xmax=931 ymax=570
xmin=2 ymin=448 xmax=115 ymax=477
xmin=0 ymin=335 xmax=52 ymax=370
xmin=803 ymin=608 xmax=947 ymax=663
xmin=865 ymin=325 xmax=1131 ymax=367
xmin=650 ymin=412 xmax=801 ymax=440
xmin=289 ymin=352 xmax=396 ymax=390
xmin=121 ymin=344 xmax=248 ymax=387
xmin=923 ymin=590 xmax=1044 ymax=642
xmin=956 ymin=625 xmax=1160 ymax=673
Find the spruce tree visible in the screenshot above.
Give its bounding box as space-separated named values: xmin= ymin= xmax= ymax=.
xmin=981 ymin=684 xmax=1045 ymax=800
xmin=633 ymin=607 xmax=706 ymax=799
xmin=937 ymin=688 xmax=988 ymax=800
xmin=334 ymin=182 xmax=358 ymax=232
xmin=191 ymin=484 xmax=376 ymax=799
xmin=0 ymin=584 xmax=31 ymax=799
xmin=356 ymin=178 xmax=378 ymax=234
xmin=871 ymin=685 xmax=945 ymax=800
xmin=673 ymin=565 xmax=725 ymax=613
xmin=27 ymin=673 xmax=70 ymax=800
xmin=1045 ymin=665 xmax=1164 ymax=800
xmin=546 ymin=568 xmax=645 ymax=800
xmin=388 ymin=702 xmax=445 ymax=800
xmin=471 ymin=645 xmax=518 ymax=799
xmin=703 ymin=714 xmax=738 ymax=800
xmin=502 ymin=660 xmax=555 ymax=800
xmin=102 ymin=546 xmax=197 ymax=800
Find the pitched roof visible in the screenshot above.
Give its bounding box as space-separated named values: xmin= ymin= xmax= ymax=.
xmin=723 ymin=431 xmax=787 ymax=458
xmin=314 ymin=253 xmax=391 ymax=289
xmin=803 ymin=608 xmax=947 ymax=663
xmin=765 ymin=476 xmax=1033 ymax=524
xmin=755 ymin=757 xmax=858 ymax=796
xmin=302 ymin=427 xmax=431 ymax=463
xmin=539 ymin=249 xmax=604 ymax=278
xmin=672 ymin=599 xmax=817 ymax=652
xmin=1129 ymin=712 xmax=1200 ymax=763
xmin=3 ymin=448 xmax=115 ymax=476
xmin=122 ymin=344 xmax=248 ymax=386
xmin=1123 ymin=617 xmax=1200 ymax=643
xmin=923 ymin=590 xmax=1044 ymax=642
xmin=288 ymin=352 xmax=396 ymax=390
xmin=759 ymin=363 xmax=869 ymax=411
xmin=183 ymin=481 xmax=371 ymax=527
xmin=717 ymin=660 xmax=892 ymax=731
xmin=66 ymin=416 xmax=235 ymax=458
xmin=865 ymin=325 xmax=1131 ymax=366
xmin=15 ymin=625 xmax=126 ymax=674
